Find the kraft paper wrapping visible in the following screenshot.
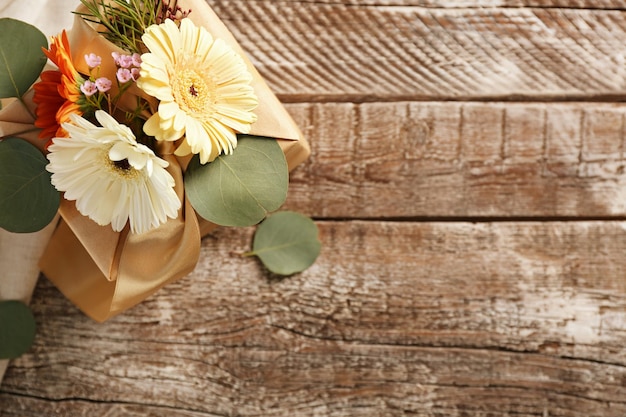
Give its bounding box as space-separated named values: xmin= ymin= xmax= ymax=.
xmin=0 ymin=0 xmax=310 ymax=323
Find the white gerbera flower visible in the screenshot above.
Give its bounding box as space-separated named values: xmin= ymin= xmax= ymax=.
xmin=46 ymin=111 xmax=181 ymax=234
xmin=137 ymin=18 xmax=258 ymax=164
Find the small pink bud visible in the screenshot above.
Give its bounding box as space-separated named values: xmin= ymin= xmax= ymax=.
xmin=131 ymin=67 xmax=140 ymax=81
xmin=95 ymin=77 xmax=112 ymax=92
xmin=80 ymin=80 xmax=98 ymax=96
xmin=118 ymin=54 xmax=133 ymax=69
xmin=84 ymin=53 xmax=102 ymax=68
xmin=111 ymin=51 xmax=121 ymax=65
xmin=116 ymin=68 xmax=133 ymax=83
xmin=131 ymin=53 xmax=142 ymax=67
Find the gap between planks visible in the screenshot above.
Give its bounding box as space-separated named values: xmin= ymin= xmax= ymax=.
xmin=221 ymin=0 xmax=626 ymax=11
xmin=278 ymin=95 xmax=626 ymax=104
xmin=311 ymin=215 xmax=626 ymax=223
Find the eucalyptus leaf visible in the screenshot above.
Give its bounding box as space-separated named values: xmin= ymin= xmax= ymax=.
xmin=250 ymin=211 xmax=321 ymax=276
xmin=0 ymin=138 xmax=60 ymax=233
xmin=185 ymin=136 xmax=289 ymax=227
xmin=0 ymin=18 xmax=48 ymax=98
xmin=0 ymin=300 xmax=36 ymax=359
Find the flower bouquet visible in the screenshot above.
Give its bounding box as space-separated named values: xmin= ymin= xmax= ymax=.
xmin=0 ymin=0 xmax=319 ymax=334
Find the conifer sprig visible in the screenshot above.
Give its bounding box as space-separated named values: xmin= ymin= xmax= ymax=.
xmin=75 ymin=0 xmax=161 ymax=53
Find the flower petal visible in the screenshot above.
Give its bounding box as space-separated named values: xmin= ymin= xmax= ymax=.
xmin=47 ymin=113 xmax=180 ymax=234
xmin=136 ymin=18 xmax=258 ymax=164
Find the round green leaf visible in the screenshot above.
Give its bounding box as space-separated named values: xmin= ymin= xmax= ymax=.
xmin=185 ymin=136 xmax=289 ymax=227
xmin=0 ymin=138 xmax=60 ymax=233
xmin=250 ymin=211 xmax=321 ymax=275
xmin=0 ymin=18 xmax=48 ymax=98
xmin=0 ymin=300 xmax=36 ymax=359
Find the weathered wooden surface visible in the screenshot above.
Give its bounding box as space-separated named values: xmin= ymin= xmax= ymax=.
xmin=270 ymin=1 xmax=626 ymax=7
xmin=285 ymin=102 xmax=626 ymax=218
xmin=2 ymin=0 xmax=626 ymax=416
xmin=3 ymin=222 xmax=626 ymax=416
xmin=215 ymin=2 xmax=626 ymax=101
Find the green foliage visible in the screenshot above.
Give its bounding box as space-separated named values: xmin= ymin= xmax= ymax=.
xmin=0 ymin=138 xmax=60 ymax=233
xmin=0 ymin=300 xmax=36 ymax=359
xmin=77 ymin=0 xmax=158 ymax=53
xmin=0 ymin=19 xmax=47 ymax=99
xmin=77 ymin=0 xmax=191 ymax=53
xmin=249 ymin=211 xmax=321 ymax=276
xmin=185 ymin=136 xmax=289 ymax=227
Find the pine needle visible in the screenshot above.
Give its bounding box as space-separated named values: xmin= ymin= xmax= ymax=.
xmin=76 ymin=0 xmax=163 ymax=53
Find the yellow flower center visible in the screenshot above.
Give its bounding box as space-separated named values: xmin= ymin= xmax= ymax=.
xmin=172 ymin=68 xmax=216 ymax=116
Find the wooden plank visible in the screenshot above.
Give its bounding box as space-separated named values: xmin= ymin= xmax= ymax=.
xmin=284 ymin=101 xmax=626 ymax=218
xmin=208 ymin=2 xmax=626 ymax=101
xmin=2 ymin=221 xmax=626 ymax=416
xmin=225 ymin=0 xmax=626 ymax=8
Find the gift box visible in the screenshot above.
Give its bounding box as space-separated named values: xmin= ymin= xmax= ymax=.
xmin=0 ymin=0 xmax=311 ymax=323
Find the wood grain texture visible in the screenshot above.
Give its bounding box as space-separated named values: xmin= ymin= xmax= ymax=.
xmin=208 ymin=1 xmax=626 ymax=101
xmin=284 ymin=101 xmax=626 ymax=218
xmin=2 ymin=221 xmax=626 ymax=416
xmin=243 ymin=0 xmax=626 ymax=8
xmin=3 ymin=1 xmax=626 ymax=415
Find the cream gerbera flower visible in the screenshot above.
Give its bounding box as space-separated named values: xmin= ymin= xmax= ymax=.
xmin=137 ymin=18 xmax=258 ymax=164
xmin=46 ymin=111 xmax=181 ymax=234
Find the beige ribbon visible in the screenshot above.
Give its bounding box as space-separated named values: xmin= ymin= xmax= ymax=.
xmin=0 ymin=0 xmax=310 ymax=322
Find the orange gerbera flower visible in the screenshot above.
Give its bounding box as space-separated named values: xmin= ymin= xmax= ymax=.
xmin=33 ymin=30 xmax=84 ymax=146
